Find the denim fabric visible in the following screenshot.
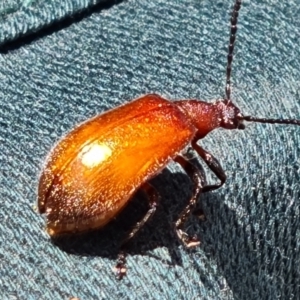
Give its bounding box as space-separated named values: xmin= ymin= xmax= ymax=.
xmin=0 ymin=0 xmax=109 ymax=46
xmin=0 ymin=0 xmax=299 ymax=299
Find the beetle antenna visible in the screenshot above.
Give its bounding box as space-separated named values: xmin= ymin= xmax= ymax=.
xmin=225 ymin=0 xmax=242 ymax=101
xmin=242 ymin=116 xmax=300 ymax=126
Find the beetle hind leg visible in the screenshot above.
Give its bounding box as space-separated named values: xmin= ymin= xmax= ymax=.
xmin=174 ymin=155 xmax=206 ymax=248
xmin=115 ymin=182 xmax=159 ymax=279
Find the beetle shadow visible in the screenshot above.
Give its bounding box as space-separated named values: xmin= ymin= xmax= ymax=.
xmin=51 ymin=165 xmax=209 ymax=268
xmin=52 ymin=162 xmax=267 ymax=299
xmin=51 ymin=155 xmax=222 ymax=268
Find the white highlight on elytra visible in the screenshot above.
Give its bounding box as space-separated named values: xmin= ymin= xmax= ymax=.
xmin=80 ymin=143 xmax=112 ymax=168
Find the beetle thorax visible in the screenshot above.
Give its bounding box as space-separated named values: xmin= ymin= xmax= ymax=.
xmin=174 ymin=98 xmax=245 ymax=139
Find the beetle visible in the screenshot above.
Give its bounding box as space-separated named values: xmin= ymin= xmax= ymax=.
xmin=38 ymin=0 xmax=300 ymax=279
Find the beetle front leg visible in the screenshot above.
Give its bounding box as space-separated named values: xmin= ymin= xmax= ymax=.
xmin=192 ymin=139 xmax=227 ymax=193
xmin=173 ymin=155 xmax=206 ymax=248
xmin=115 ymin=182 xmax=159 ymax=279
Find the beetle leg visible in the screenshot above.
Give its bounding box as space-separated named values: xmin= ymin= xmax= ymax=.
xmin=115 ymin=182 xmax=159 ymax=279
xmin=192 ymin=139 xmax=227 ymax=193
xmin=174 ymin=155 xmax=206 ymax=248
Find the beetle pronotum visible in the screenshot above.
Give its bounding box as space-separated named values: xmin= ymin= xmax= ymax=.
xmin=38 ymin=0 xmax=300 ymax=278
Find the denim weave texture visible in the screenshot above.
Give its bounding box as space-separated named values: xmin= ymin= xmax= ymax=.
xmin=0 ymin=0 xmax=299 ymax=299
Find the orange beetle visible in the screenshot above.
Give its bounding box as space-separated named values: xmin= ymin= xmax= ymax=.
xmin=38 ymin=94 xmax=202 ymax=236
xmin=38 ymin=0 xmax=300 ymax=278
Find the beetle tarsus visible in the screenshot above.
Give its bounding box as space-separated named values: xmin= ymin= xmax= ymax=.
xmin=115 ymin=251 xmax=127 ymax=280
xmin=176 ymin=229 xmax=201 ymax=248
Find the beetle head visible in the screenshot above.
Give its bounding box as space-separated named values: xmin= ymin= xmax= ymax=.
xmin=217 ymin=99 xmax=245 ymax=130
